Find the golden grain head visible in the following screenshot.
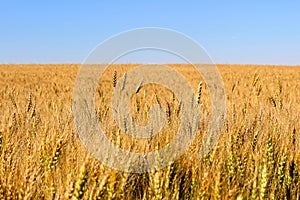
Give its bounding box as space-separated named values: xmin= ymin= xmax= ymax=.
xmin=0 ymin=64 xmax=299 ymax=199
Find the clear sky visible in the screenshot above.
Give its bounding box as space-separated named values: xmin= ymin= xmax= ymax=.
xmin=0 ymin=1 xmax=299 ymax=65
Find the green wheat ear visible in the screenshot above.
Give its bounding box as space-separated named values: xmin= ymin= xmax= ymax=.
xmin=269 ymin=96 xmax=276 ymax=108
xmin=74 ymin=163 xmax=88 ymax=200
xmin=65 ymin=174 xmax=75 ymax=199
xmin=113 ymin=70 xmax=117 ymax=88
xmin=196 ymin=81 xmax=203 ymax=104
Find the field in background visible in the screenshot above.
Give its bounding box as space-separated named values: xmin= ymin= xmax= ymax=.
xmin=0 ymin=64 xmax=299 ymax=199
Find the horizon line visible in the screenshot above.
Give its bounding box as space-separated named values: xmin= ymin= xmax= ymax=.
xmin=0 ymin=63 xmax=299 ymax=67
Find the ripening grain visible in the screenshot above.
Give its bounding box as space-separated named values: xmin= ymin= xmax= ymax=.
xmin=0 ymin=64 xmax=299 ymax=199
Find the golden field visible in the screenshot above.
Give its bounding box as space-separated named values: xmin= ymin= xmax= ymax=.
xmin=0 ymin=64 xmax=299 ymax=199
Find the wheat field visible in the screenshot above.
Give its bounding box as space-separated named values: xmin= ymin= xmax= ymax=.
xmin=0 ymin=64 xmax=299 ymax=199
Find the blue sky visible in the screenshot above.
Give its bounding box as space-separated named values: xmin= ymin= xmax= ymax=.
xmin=0 ymin=1 xmax=299 ymax=64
